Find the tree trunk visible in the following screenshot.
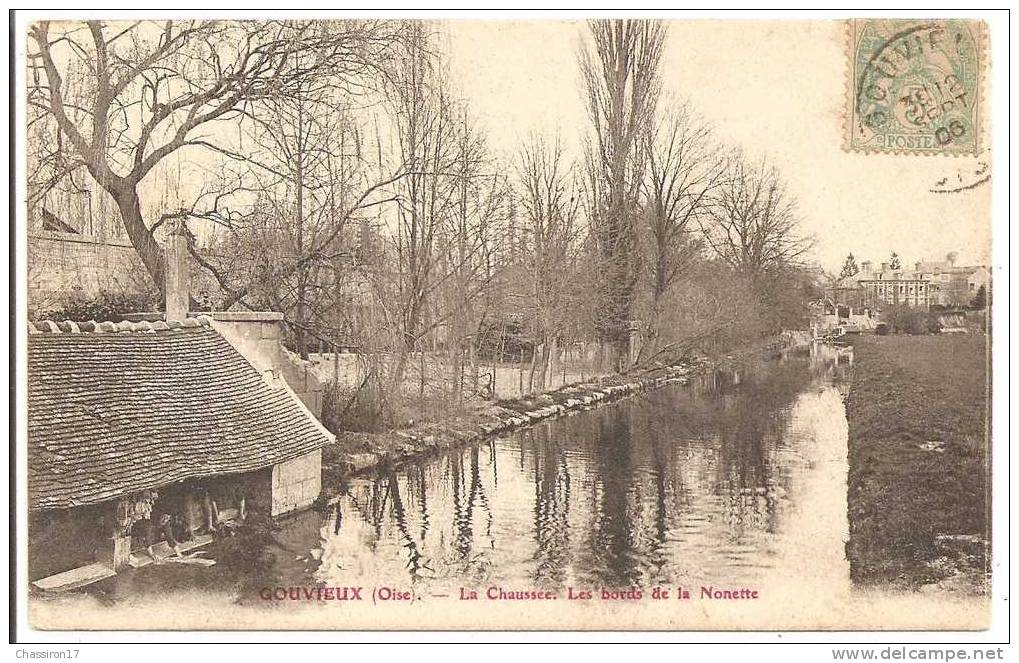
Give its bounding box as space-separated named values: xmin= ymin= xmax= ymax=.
xmin=294 ymin=111 xmax=308 ymax=359
xmin=469 ymin=338 xmax=479 ymax=395
xmin=638 ymin=297 xmax=665 ymax=366
xmin=381 ymin=341 xmax=411 ymax=423
xmin=110 ymin=186 xmax=166 ymax=300
xmin=544 ymin=336 xmax=557 ymax=388
xmin=420 ymin=347 xmax=427 ymax=418
xmin=528 ymin=341 xmax=540 ymax=392
xmin=518 ymin=348 xmax=525 ymax=397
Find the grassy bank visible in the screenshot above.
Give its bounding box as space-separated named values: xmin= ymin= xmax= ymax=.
xmin=845 ymin=334 xmax=990 ymax=594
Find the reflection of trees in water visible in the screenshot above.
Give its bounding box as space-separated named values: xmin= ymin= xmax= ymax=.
xmin=385 ymin=471 xmax=434 ymax=582
xmin=704 ymin=363 xmax=808 ymax=540
xmin=641 ymin=404 xmax=684 ymax=581
xmin=717 ymin=400 xmax=774 ymax=537
xmin=408 ymin=465 xmax=430 ymax=542
xmin=530 ymin=424 xmax=572 ymax=586
xmin=711 ymin=361 xmax=810 ymax=538
xmin=447 ymin=446 xmax=493 ymax=579
xmin=534 ymin=396 xmax=692 ymax=587
xmin=344 ymin=473 xmax=434 ymax=583
xmin=341 ymin=445 xmax=499 ymax=585
xmin=487 ymin=439 xmax=499 ymax=490
xmin=328 ymin=355 xmax=827 ymax=590
xmin=575 ymin=359 xmax=812 ymax=586
xmin=587 ymin=406 xmax=644 ymax=587
xmin=601 ymin=396 xmax=690 ymax=586
xmin=810 ymin=344 xmax=853 ymax=396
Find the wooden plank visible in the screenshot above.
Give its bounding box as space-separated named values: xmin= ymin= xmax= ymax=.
xmin=33 ymin=562 xmax=115 ymax=592
xmin=128 ymin=533 xmax=215 ymax=569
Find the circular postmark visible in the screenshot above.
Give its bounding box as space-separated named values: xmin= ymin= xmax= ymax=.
xmin=851 ymin=20 xmax=980 ymax=154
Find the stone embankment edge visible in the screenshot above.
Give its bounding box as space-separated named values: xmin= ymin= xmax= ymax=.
xmin=322 ymin=361 xmax=700 ymax=483
xmin=321 ymin=332 xmax=803 ymax=484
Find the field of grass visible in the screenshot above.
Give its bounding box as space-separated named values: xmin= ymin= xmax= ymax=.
xmin=845 ymin=334 xmax=990 ymax=593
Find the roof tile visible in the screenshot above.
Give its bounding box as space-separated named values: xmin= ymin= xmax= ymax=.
xmin=28 ymin=325 xmax=332 ymax=510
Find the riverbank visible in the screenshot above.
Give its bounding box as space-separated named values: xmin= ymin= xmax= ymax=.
xmin=322 ymin=360 xmax=701 ymax=483
xmin=322 ymin=331 xmax=808 ymax=484
xmin=845 ymin=334 xmax=990 ymax=594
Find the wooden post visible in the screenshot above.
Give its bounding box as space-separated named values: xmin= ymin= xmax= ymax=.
xmin=419 ymin=347 xmax=426 ymax=418
xmin=562 ymin=346 xmax=567 ymax=385
xmin=102 ymin=500 xmax=134 ymax=572
xmin=518 ymin=348 xmax=524 ymax=397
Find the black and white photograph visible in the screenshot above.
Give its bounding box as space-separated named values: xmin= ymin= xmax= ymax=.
xmin=9 ymin=8 xmax=1008 ymax=648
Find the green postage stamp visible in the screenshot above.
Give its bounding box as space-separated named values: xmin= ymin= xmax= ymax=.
xmin=845 ymin=19 xmax=984 ymax=155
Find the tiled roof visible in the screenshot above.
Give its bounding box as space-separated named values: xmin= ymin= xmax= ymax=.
xmin=28 ymin=317 xmax=333 ymax=511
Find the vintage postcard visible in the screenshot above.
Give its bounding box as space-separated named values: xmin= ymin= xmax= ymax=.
xmin=16 ymin=14 xmax=998 ymax=635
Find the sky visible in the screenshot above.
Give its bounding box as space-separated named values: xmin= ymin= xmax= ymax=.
xmin=36 ymin=19 xmax=991 ymax=274
xmin=444 ymin=20 xmax=992 ymax=272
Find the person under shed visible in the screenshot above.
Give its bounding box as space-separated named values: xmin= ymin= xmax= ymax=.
xmin=27 ymin=314 xmax=334 ymax=590
xmin=148 ymin=514 xmax=184 ymax=561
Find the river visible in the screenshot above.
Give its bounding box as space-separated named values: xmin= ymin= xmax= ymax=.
xmin=32 ymin=343 xmax=989 ymax=629
xmin=307 ymin=344 xmax=853 ymax=596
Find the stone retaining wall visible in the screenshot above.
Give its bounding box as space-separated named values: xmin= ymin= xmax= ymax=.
xmin=323 ymin=359 xmax=708 ymax=480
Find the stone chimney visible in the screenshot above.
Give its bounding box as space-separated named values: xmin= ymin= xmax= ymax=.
xmin=204 ymin=311 xmax=326 ymax=418
xmin=915 ymin=261 xmax=923 ymax=272
xmin=164 ymin=220 xmax=189 ymax=322
xmin=861 ymin=260 xmax=872 ymax=273
xmin=880 ymin=262 xmax=889 ymax=272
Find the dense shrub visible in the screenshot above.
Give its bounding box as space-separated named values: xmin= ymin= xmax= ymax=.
xmin=970 ymin=285 xmax=987 ymax=310
xmin=35 ymin=289 xmax=160 ymax=323
xmin=476 ymin=320 xmax=535 ymax=362
xmin=881 ymin=304 xmax=941 ymax=335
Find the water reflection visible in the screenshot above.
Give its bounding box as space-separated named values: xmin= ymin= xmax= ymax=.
xmin=314 ymin=344 xmax=852 ymax=594
xmin=532 ymin=427 xmax=571 ymax=586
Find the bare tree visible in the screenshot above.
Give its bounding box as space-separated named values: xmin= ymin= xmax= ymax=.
xmin=515 ymin=132 xmax=582 ymax=390
xmin=700 ymin=154 xmax=811 ymax=283
xmin=374 ymin=21 xmax=463 ymax=416
xmin=637 ymin=102 xmax=724 ymax=362
xmin=218 ymin=61 xmax=373 ymax=357
xmin=579 ymin=19 xmax=667 ymax=371
xmin=28 ymin=19 xmax=402 ymax=305
xmin=440 ymin=112 xmax=510 ymax=404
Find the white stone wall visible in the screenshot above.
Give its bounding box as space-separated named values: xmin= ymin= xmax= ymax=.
xmin=208 ymin=312 xmax=326 ymax=418
xmin=271 ymin=449 xmax=322 ymax=517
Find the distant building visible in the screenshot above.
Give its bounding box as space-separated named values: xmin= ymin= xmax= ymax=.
xmin=967 ymin=266 xmax=991 ymax=300
xmin=856 ymin=261 xmax=933 ymax=308
xmin=852 ymin=257 xmax=990 ymax=310
xmin=809 ymin=297 xmax=877 ymax=336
